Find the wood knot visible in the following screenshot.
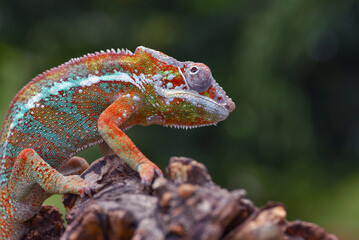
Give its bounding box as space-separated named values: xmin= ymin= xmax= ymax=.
xmin=177 ymin=183 xmax=195 ymax=198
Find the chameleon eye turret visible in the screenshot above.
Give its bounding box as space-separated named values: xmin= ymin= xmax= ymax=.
xmin=184 ymin=63 xmax=213 ymax=93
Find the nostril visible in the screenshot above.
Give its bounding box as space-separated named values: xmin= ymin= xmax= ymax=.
xmin=225 ymin=99 xmax=236 ymax=112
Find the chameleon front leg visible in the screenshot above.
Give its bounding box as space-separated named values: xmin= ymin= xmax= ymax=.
xmin=0 ymin=149 xmax=91 ymax=239
xmin=98 ymin=94 xmax=164 ymax=186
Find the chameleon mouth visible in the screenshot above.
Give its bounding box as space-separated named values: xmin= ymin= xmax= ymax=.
xmin=159 ymin=89 xmax=230 ymax=121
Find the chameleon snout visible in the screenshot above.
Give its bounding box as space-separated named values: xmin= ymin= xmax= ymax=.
xmin=224 ymin=98 xmax=235 ymax=113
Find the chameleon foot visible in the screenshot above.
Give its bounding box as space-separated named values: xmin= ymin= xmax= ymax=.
xmin=138 ymin=161 xmax=164 ymax=187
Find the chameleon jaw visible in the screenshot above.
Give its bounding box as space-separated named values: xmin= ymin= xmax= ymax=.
xmin=158 ymin=89 xmax=230 ymax=122
xmin=164 ymin=123 xmax=217 ymax=130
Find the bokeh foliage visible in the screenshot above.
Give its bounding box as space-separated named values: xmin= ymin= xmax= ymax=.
xmin=1 ymin=0 xmax=358 ymax=239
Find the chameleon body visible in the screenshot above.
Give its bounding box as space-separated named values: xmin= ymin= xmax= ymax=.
xmin=0 ymin=46 xmax=235 ymax=239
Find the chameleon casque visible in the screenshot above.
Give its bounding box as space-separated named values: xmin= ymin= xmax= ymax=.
xmin=0 ymin=46 xmax=235 ymax=239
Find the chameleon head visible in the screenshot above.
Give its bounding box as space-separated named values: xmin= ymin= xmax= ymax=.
xmin=136 ymin=46 xmax=236 ymax=128
xmin=183 ymin=62 xmax=236 ymax=113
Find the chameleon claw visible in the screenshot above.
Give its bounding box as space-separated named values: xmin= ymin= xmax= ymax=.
xmin=141 ymin=177 xmax=153 ymax=193
xmin=139 ymin=163 xmax=163 ymax=193
xmin=141 ymin=176 xmax=152 ymax=186
xmin=61 ymin=175 xmax=93 ymax=198
xmin=81 ymin=185 xmax=93 ymax=198
xmin=139 ymin=162 xmax=163 ymax=184
xmin=155 ymin=168 xmax=164 ymax=178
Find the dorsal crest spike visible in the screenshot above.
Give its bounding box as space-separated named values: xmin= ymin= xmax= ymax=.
xmin=30 ymin=47 xmax=137 ymax=85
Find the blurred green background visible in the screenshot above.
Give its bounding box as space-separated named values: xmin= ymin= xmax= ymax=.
xmin=1 ymin=0 xmax=359 ymax=239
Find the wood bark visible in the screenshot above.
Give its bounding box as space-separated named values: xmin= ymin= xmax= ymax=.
xmin=23 ymin=155 xmax=338 ymax=240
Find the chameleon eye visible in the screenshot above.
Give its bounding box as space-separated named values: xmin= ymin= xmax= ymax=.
xmin=184 ymin=63 xmax=213 ymax=93
xmin=190 ymin=66 xmax=199 ymax=74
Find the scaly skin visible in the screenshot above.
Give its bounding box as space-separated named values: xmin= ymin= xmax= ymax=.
xmin=0 ymin=46 xmax=235 ymax=239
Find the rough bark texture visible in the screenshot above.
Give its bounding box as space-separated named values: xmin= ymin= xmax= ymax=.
xmin=22 ymin=155 xmax=338 ymax=240
xmin=23 ymin=205 xmax=65 ymax=240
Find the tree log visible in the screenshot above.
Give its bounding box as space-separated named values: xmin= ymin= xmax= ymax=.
xmin=23 ymin=155 xmax=338 ymax=240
